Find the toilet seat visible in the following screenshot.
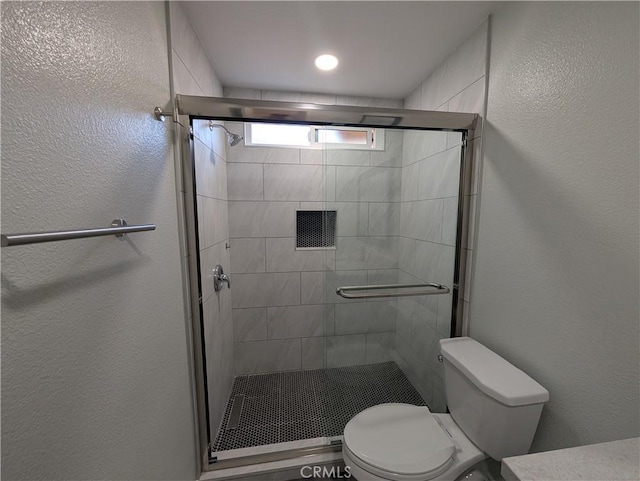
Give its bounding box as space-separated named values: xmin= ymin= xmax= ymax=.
xmin=343 ymin=403 xmax=456 ymax=480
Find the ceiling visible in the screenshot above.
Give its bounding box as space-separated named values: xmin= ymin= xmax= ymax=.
xmin=183 ymin=1 xmax=499 ymax=100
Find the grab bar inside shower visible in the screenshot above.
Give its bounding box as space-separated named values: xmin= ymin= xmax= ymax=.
xmin=336 ymin=283 xmax=450 ymax=299
xmin=1 ymin=219 xmax=156 ymax=247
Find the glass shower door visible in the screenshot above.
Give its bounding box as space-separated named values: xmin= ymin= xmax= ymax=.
xmin=321 ymin=127 xmax=461 ymax=417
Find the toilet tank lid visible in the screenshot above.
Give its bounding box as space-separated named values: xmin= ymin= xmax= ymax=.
xmin=440 ymin=337 xmax=549 ymax=406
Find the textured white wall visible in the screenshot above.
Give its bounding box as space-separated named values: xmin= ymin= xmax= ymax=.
xmin=1 ymin=2 xmax=196 ymax=479
xmin=167 ymin=1 xmax=234 ymax=446
xmin=472 ymin=2 xmax=639 ymax=451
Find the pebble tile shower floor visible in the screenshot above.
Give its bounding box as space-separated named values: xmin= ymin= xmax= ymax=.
xmin=212 ymin=361 xmax=426 ymax=452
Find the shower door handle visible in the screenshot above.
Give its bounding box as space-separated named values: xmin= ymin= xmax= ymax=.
xmin=213 ymin=265 xmax=231 ymax=291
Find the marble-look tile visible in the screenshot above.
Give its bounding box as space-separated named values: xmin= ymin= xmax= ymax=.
xmin=414 ymin=240 xmax=455 ymax=288
xmin=431 ymin=374 xmax=447 ymax=413
xmin=169 ymin=2 xmax=198 ymax=70
xmin=200 ymin=197 xmax=229 ymax=248
xmin=197 ymin=195 xmax=205 ymax=249
xmin=264 ymin=164 xmax=322 ymax=201
xmin=325 ymin=166 xmax=336 ymax=202
xmin=331 ymin=202 xmax=368 ymax=237
xmin=233 ymin=307 xmax=268 ymax=342
xmin=265 ymin=238 xmax=325 ymax=272
xmin=231 ymin=273 xmax=301 ymax=308
xmin=401 ymin=161 xmax=420 ymax=201
xmin=211 ymin=122 xmax=229 ymax=161
xmin=200 ymin=240 xmax=231 ymax=302
xmin=227 ymin=163 xmax=263 ymax=201
xmin=204 ymin=292 xmax=234 ymax=432
xmin=195 ymin=140 xmax=227 ymax=201
xmin=442 ymin=21 xmax=488 ymax=103
xmin=418 ymin=147 xmax=460 ymax=200
xmin=301 ymin=338 xmax=324 ymax=369
xmin=223 ymin=87 xmax=261 ymax=100
xmin=336 ymin=96 xmax=402 ymax=109
xmin=228 ymin=201 xmax=297 ymax=238
xmin=326 ymin=270 xmax=368 ymax=304
xmin=366 ymin=332 xmax=396 ymax=363
xmin=192 ymin=119 xmax=213 ymax=150
xmin=227 ymin=143 xmax=299 ymax=164
xmin=396 ymin=303 xmax=413 ymax=343
xmin=404 ymin=130 xmax=449 ymax=166
xmin=172 ymin=50 xmax=203 ymax=96
xmin=334 ymin=301 xmax=397 ymax=335
xmin=336 ymin=166 xmax=401 ymax=202
xmin=336 ymin=236 xmax=399 ymax=270
xmin=398 ymin=237 xmax=416 ymax=276
xmin=261 ymin=91 xmax=337 ymax=105
xmin=397 ymin=271 xmax=438 ymax=329
xmin=403 ymin=84 xmax=422 ymax=110
xmin=371 ymin=130 xmax=403 ymax=167
xmin=230 ymin=237 xmax=265 ymax=274
xmin=368 ymin=203 xmax=400 ymax=236
xmin=325 ymin=150 xmax=370 ymax=167
xmin=300 ymin=271 xmax=325 ymax=305
xmin=367 ymin=269 xmax=400 ymax=286
xmin=411 ymin=318 xmax=445 ymax=377
xmin=421 ymin=21 xmax=487 ymax=110
xmin=326 ymin=335 xmax=366 ymax=368
xmin=442 ymin=197 xmax=459 ymax=246
xmin=420 ymin=63 xmax=448 ymax=111
xmin=400 ymin=200 xmax=443 ymax=243
xmin=393 ymin=342 xmax=434 ymax=406
xmin=234 ymin=339 xmax=301 ymax=375
xmin=449 ymin=77 xmax=485 ymax=133
xmin=267 ymin=305 xmax=325 ymax=339
xmin=436 ymin=293 xmax=453 ymax=337
xmin=170 ymin=2 xmax=222 ymax=97
xmin=300 ymin=150 xmax=323 ymax=165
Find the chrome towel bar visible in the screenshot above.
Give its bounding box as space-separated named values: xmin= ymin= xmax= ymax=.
xmin=336 ymin=283 xmax=450 ymax=299
xmin=1 ymin=219 xmax=156 ymax=247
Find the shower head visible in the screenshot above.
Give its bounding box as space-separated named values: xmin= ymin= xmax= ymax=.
xmin=227 ymin=132 xmax=243 ymax=147
xmin=209 ymin=121 xmax=243 ymax=147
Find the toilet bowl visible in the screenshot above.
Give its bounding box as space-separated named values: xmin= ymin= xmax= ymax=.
xmin=343 ymin=404 xmax=486 ymax=481
xmin=342 ymin=337 xmax=549 ymax=481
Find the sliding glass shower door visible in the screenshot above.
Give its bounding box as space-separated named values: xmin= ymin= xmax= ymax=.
xmin=184 ymin=99 xmax=474 ymax=469
xmin=321 ymin=128 xmax=461 ymax=415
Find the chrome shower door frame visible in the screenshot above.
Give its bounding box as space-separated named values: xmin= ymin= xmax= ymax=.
xmin=175 ymin=95 xmax=478 ymax=473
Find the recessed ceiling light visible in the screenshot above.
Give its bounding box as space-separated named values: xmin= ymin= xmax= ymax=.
xmin=315 ymin=54 xmax=339 ymax=71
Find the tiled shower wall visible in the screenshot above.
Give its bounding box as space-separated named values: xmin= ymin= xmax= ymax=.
xmin=394 ymin=21 xmax=488 ymax=411
xmin=223 ymin=89 xmax=404 ymax=375
xmin=169 ymin=2 xmax=234 ymax=437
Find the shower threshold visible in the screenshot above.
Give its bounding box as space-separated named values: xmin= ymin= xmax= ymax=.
xmin=212 ymin=361 xmax=426 ymax=453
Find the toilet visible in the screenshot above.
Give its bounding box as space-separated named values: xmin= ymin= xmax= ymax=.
xmin=342 ymin=337 xmax=549 ymax=481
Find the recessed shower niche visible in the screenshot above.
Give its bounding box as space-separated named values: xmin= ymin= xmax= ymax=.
xmin=296 ymin=210 xmax=337 ymax=249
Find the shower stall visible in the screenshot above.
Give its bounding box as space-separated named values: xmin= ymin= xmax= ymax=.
xmin=175 ymin=96 xmax=477 ymax=472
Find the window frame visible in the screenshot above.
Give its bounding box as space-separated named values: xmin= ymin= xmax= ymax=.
xmin=243 ymin=123 xmax=385 ymax=151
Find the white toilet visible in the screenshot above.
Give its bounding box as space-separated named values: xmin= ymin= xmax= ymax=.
xmin=342 ymin=337 xmax=549 ymax=481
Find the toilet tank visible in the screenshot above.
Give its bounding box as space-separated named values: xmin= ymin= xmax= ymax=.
xmin=439 ymin=337 xmax=549 ymax=460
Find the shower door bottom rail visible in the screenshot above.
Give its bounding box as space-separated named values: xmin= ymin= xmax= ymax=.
xmin=336 ymin=282 xmax=450 ymax=299
xmin=209 ymin=443 xmax=342 ymax=470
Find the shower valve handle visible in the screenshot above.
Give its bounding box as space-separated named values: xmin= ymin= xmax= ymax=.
xmin=213 ymin=265 xmax=231 ymax=291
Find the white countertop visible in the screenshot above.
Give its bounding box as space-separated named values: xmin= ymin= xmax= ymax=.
xmin=501 ymin=437 xmax=639 ymax=481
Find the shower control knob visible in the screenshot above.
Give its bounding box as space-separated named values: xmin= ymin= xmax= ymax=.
xmin=213 ymin=265 xmax=231 ymax=291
